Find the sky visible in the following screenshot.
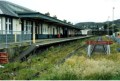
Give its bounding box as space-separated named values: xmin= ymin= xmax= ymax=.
xmin=5 ymin=0 xmax=120 ymax=24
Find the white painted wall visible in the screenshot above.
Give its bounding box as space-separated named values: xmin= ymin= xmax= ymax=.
xmin=1 ymin=17 xmax=5 ymax=31
xmin=35 ymin=23 xmax=63 ymax=35
xmin=0 ymin=17 xmax=80 ymax=37
xmin=13 ymin=19 xmax=21 ymax=34
xmin=42 ymin=23 xmax=48 ymax=34
xmin=48 ymin=25 xmax=51 ymax=34
xmin=1 ymin=17 xmax=5 ymax=34
xmin=68 ymin=29 xmax=75 ymax=36
xmin=68 ymin=29 xmax=70 ymax=35
xmin=57 ymin=27 xmax=60 ymax=34
xmin=60 ymin=27 xmax=63 ymax=34
xmin=0 ymin=17 xmax=22 ymax=34
xmin=48 ymin=25 xmax=57 ymax=35
xmin=52 ymin=25 xmax=57 ymax=35
xmin=68 ymin=29 xmax=74 ymax=35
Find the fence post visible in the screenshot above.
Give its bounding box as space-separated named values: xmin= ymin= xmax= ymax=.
xmin=20 ymin=31 xmax=22 ymax=46
xmin=30 ymin=32 xmax=32 ymax=45
xmin=15 ymin=31 xmax=17 ymax=43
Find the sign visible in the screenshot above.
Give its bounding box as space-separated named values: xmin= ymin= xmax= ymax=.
xmin=0 ymin=52 xmax=8 ymax=64
xmin=86 ymin=41 xmax=113 ymax=45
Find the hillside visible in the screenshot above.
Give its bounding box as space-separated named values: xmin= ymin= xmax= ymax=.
xmin=75 ymin=22 xmax=103 ymax=29
xmin=75 ymin=19 xmax=120 ymax=30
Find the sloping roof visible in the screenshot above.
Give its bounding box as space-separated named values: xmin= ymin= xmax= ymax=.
xmin=18 ymin=12 xmax=79 ymax=29
xmin=0 ymin=1 xmax=81 ymax=29
xmin=0 ymin=1 xmax=35 ymax=17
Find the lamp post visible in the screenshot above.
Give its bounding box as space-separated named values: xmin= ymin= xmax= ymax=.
xmin=112 ymin=7 xmax=115 ymax=36
xmin=107 ymin=16 xmax=110 ymax=36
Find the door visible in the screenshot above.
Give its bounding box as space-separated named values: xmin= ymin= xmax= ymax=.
xmin=63 ymin=28 xmax=68 ymax=37
xmin=53 ymin=28 xmax=55 ymax=38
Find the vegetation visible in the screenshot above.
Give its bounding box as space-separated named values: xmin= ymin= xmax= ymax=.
xmin=75 ymin=22 xmax=103 ymax=29
xmin=75 ymin=19 xmax=120 ymax=31
xmin=45 ymin=12 xmax=50 ymax=16
xmin=41 ymin=36 xmax=120 ymax=80
xmin=0 ymin=36 xmax=120 ymax=80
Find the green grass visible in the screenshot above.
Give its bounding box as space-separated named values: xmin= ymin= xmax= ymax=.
xmin=0 ymin=37 xmax=91 ymax=80
xmin=1 ymin=36 xmax=120 ymax=80
xmin=43 ymin=36 xmax=120 ymax=80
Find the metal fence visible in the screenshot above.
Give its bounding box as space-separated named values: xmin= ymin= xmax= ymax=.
xmin=110 ymin=35 xmax=120 ymax=44
xmin=0 ymin=30 xmax=32 ymax=48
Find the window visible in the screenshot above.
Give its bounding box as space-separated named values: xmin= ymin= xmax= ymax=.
xmin=5 ymin=17 xmax=12 ymax=34
xmin=23 ymin=20 xmax=32 ymax=34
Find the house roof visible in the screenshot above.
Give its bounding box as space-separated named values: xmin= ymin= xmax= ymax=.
xmin=0 ymin=1 xmax=81 ymax=30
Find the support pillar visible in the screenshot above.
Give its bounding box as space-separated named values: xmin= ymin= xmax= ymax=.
xmin=33 ymin=22 xmax=36 ymax=43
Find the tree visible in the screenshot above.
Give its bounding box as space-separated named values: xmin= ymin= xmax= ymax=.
xmin=53 ymin=15 xmax=57 ymax=19
xmin=103 ymin=23 xmax=108 ymax=30
xmin=45 ymin=12 xmax=50 ymax=16
xmin=113 ymin=25 xmax=119 ymax=32
xmin=63 ymin=20 xmax=67 ymax=23
xmin=68 ymin=22 xmax=71 ymax=24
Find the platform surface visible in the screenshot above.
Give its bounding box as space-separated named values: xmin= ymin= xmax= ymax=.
xmin=0 ymin=35 xmax=92 ymax=49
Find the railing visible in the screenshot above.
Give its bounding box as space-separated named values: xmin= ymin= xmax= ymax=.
xmin=0 ymin=30 xmax=32 ymax=48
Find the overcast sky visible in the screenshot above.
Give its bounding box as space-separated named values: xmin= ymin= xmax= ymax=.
xmin=5 ymin=0 xmax=120 ymax=24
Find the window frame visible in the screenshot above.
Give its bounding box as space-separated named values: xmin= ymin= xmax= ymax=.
xmin=5 ymin=17 xmax=13 ymax=34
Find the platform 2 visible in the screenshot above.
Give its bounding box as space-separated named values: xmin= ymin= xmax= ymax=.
xmin=14 ymin=35 xmax=92 ymax=61
xmin=35 ymin=36 xmax=92 ymax=47
xmin=0 ymin=35 xmax=92 ymax=49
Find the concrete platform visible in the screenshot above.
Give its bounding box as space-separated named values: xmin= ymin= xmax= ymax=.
xmin=14 ymin=35 xmax=92 ymax=61
xmin=35 ymin=36 xmax=92 ymax=47
xmin=0 ymin=35 xmax=92 ymax=49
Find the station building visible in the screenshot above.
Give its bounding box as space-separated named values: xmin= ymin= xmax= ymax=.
xmin=0 ymin=1 xmax=81 ymax=43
